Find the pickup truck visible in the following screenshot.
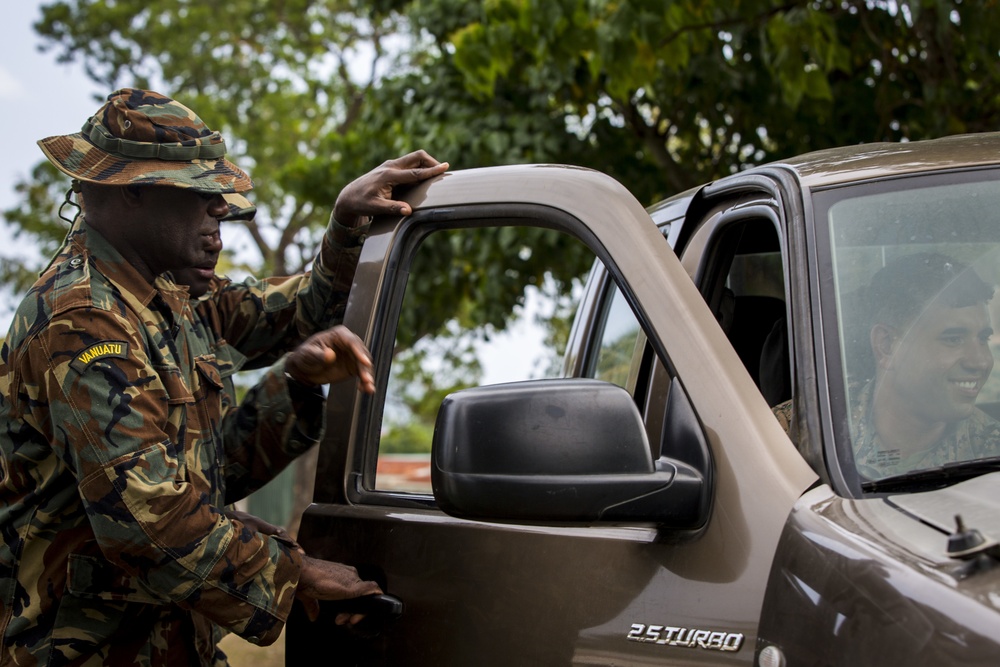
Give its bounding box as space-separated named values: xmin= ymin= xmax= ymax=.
xmin=287 ymin=133 xmax=1000 ymax=665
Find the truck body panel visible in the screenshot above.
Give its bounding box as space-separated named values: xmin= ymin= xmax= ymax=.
xmin=290 ymin=134 xmax=1000 ymax=665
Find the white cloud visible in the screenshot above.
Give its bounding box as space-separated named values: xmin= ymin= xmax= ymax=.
xmin=0 ymin=65 xmax=26 ymax=99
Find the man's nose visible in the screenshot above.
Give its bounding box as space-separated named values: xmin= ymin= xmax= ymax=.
xmin=204 ymin=229 xmax=223 ymax=254
xmin=208 ymin=194 xmax=230 ymax=219
xmin=965 ymin=340 xmax=994 ymax=369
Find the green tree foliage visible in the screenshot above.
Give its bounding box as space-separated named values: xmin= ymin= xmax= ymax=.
xmin=8 ymin=0 xmax=1000 ymax=508
xmin=397 ymin=226 xmax=591 ymax=350
xmin=427 ymin=0 xmax=1000 ymax=203
xmin=9 ymin=0 xmax=1000 ymax=284
xmin=381 ymin=339 xmax=481 ymax=454
xmin=1 ymin=162 xmax=77 ymax=296
xmin=6 ymin=0 xmax=1000 ymax=364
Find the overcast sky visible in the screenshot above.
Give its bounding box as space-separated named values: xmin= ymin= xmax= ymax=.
xmin=1 ymin=2 xmax=104 ymax=330
xmin=1 ymin=2 xmax=104 ymax=207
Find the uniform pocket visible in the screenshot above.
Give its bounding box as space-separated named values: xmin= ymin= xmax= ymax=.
xmin=212 ymin=341 xmax=246 ymax=413
xmin=194 ymin=354 xmax=224 ymax=421
xmin=151 ymin=364 xmax=194 ymax=456
xmin=192 ymin=355 xmax=227 ymax=492
xmin=154 ymin=364 xmax=194 ymax=405
xmin=194 ymin=355 xmax=224 ymax=391
xmin=66 ymin=553 xmax=168 ymax=604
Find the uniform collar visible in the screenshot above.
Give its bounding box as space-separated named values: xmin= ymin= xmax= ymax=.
xmin=73 ymin=219 xmax=190 ymax=315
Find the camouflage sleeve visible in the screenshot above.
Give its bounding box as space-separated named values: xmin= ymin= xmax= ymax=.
xmin=22 ymin=307 xmax=301 ymax=644
xmin=206 ymin=215 xmax=367 ymax=367
xmin=302 ymin=216 xmax=369 ymax=332
xmin=220 ymin=358 xmax=326 ymax=503
xmin=772 ymin=399 xmax=794 ymax=437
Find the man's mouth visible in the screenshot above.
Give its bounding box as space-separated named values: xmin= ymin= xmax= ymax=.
xmin=952 ymin=379 xmax=982 ymax=396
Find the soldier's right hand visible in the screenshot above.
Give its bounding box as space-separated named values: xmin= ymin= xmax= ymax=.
xmin=284 ymin=325 xmax=375 ymax=392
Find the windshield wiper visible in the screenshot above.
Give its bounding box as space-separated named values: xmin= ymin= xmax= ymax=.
xmin=861 ymin=457 xmax=1000 ymax=494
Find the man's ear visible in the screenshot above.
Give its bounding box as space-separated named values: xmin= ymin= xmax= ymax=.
xmin=870 ymin=323 xmax=897 ymax=368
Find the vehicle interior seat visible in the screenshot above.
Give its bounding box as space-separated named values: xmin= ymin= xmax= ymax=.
xmin=726 ymin=294 xmax=790 ymax=406
xmin=758 ymin=315 xmax=791 ymax=407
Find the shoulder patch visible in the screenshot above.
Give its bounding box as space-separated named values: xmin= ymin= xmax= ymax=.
xmin=70 ymin=341 xmax=130 ymax=373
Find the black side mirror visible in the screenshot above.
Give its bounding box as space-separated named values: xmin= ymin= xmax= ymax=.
xmin=432 ymin=378 xmax=712 ymax=528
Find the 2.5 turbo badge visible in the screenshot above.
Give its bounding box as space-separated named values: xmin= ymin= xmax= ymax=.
xmin=626 ymin=623 xmax=744 ymax=652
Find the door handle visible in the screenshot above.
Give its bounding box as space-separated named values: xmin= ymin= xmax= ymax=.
xmin=321 ymin=593 xmax=404 ymax=638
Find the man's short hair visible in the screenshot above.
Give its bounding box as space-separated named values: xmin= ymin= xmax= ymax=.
xmin=867 ymin=251 xmax=994 ymax=330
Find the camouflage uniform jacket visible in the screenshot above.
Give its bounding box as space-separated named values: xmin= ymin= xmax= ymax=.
xmin=851 ymin=381 xmax=1000 ymax=480
xmin=0 ymin=217 xmax=363 ymax=666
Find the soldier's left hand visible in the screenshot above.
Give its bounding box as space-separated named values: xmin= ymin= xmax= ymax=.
xmin=284 ymin=325 xmax=375 ymax=391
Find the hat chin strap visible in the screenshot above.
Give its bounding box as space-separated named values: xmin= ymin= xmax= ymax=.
xmin=82 ymin=117 xmax=228 ymax=161
xmin=59 ymin=183 xmax=82 ymax=225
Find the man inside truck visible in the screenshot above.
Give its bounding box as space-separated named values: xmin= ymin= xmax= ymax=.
xmin=847 ymin=251 xmax=1000 ymax=480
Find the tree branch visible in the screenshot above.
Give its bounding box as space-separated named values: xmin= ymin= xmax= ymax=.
xmin=656 ymin=1 xmax=808 ymax=50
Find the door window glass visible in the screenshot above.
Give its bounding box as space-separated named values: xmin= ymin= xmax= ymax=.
xmin=375 ymin=225 xmax=595 ymax=493
xmin=725 ymin=247 xmax=789 ymax=407
xmin=705 ymin=219 xmax=789 ymax=408
xmin=591 ymin=285 xmax=643 ymax=394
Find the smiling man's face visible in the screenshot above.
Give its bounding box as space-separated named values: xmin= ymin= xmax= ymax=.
xmin=881 ymin=300 xmax=995 ymax=424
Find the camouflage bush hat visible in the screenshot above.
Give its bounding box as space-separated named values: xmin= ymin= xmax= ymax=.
xmin=37 ymin=88 xmax=252 ymax=195
xmin=220 ymin=193 xmax=257 ymax=222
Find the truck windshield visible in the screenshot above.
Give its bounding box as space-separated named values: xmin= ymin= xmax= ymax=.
xmin=823 ymin=172 xmax=1000 ymax=487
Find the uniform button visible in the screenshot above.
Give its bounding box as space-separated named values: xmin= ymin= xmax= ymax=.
xmin=275 ymin=412 xmax=288 ymax=424
xmin=69 ymin=258 xmax=83 ymax=268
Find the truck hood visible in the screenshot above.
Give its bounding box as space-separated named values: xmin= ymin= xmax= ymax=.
xmin=756 ymin=475 xmax=1000 ymax=663
xmin=888 ymin=470 xmax=1000 ymax=547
